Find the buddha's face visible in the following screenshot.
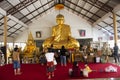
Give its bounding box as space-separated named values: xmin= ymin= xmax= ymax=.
xmin=56 ymin=18 xmax=64 ymax=25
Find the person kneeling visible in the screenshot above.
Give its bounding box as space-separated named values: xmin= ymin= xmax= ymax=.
xmin=69 ymin=61 xmax=82 ymax=77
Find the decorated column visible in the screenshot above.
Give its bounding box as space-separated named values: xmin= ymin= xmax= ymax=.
xmin=3 ymin=16 xmax=7 ymax=63
xmin=112 ymin=12 xmax=118 ymax=44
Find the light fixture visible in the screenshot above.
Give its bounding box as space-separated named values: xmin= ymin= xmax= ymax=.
xmin=55 ymin=0 xmax=64 ymax=10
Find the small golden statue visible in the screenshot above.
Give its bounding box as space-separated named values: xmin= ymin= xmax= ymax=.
xmin=23 ymin=32 xmax=37 ymax=58
xmin=42 ymin=14 xmax=80 ymax=49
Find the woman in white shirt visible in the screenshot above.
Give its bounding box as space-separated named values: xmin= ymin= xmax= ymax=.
xmin=45 ymin=48 xmax=55 ymax=79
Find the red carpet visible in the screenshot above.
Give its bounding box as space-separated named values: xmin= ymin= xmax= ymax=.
xmin=0 ymin=63 xmax=120 ymax=80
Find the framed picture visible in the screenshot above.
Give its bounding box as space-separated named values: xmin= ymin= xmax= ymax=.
xmin=79 ymin=29 xmax=86 ymax=37
xmin=109 ymin=36 xmax=113 ymax=40
xmin=98 ymin=37 xmax=102 ymax=41
xmin=36 ymin=31 xmax=41 ymax=38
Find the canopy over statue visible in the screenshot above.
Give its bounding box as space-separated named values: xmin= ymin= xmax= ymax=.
xmin=42 ymin=14 xmax=80 ymax=49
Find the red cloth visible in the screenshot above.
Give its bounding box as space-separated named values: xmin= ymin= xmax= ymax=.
xmin=47 ymin=61 xmax=54 ymax=67
xmin=46 ymin=61 xmax=54 ymax=76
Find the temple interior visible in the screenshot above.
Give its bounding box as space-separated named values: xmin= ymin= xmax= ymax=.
xmin=0 ymin=0 xmax=120 ymax=80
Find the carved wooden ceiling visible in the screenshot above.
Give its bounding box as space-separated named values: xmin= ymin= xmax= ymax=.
xmin=0 ymin=0 xmax=120 ymax=38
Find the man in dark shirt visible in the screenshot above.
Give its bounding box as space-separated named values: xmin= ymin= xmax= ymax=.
xmin=113 ymin=43 xmax=119 ymax=63
xmin=60 ymin=46 xmax=67 ymax=66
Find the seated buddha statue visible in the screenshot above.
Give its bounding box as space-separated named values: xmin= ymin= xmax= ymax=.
xmin=23 ymin=32 xmax=36 ymax=58
xmin=42 ymin=14 xmax=80 ymax=49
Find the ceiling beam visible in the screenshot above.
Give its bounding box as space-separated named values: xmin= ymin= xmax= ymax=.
xmin=54 ymin=0 xmax=64 ymax=4
xmin=39 ymin=0 xmax=46 ymax=14
xmin=97 ymin=24 xmax=113 ymax=34
xmin=0 ymin=7 xmax=6 ymax=15
xmin=93 ymin=12 xmax=112 ymax=26
xmin=19 ymin=0 xmax=54 ymax=21
xmin=0 ymin=23 xmax=18 ymax=36
xmin=66 ymin=0 xmax=101 ymax=18
xmin=25 ymin=4 xmax=54 ymax=23
xmin=83 ymin=2 xmax=93 ymax=18
xmin=89 ymin=0 xmax=110 ymax=23
xmin=7 ymin=15 xmax=28 ymax=28
xmin=109 ymin=16 xmax=120 ymax=24
xmin=0 ymin=7 xmax=28 ymax=28
xmin=7 ymin=0 xmax=38 ymax=15
xmin=18 ymin=0 xmax=32 ymax=19
xmin=103 ymin=21 xmax=120 ymax=33
xmin=113 ymin=4 xmax=120 ymax=13
xmin=73 ymin=0 xmax=79 ymax=11
xmin=64 ymin=5 xmax=96 ymax=22
xmin=84 ymin=0 xmax=113 ymax=12
xmin=8 ymin=26 xmax=23 ymax=37
xmin=0 ymin=7 xmax=28 ymax=37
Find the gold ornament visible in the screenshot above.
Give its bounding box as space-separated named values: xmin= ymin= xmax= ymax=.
xmin=55 ymin=4 xmax=64 ymax=10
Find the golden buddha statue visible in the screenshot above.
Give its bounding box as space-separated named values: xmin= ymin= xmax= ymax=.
xmin=23 ymin=32 xmax=37 ymax=58
xmin=42 ymin=14 xmax=80 ymax=49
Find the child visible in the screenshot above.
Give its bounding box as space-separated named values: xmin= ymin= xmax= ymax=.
xmin=81 ymin=64 xmax=92 ymax=77
xmin=13 ymin=48 xmax=22 ymax=75
xmin=69 ymin=61 xmax=81 ymax=77
xmin=45 ymin=48 xmax=55 ymax=79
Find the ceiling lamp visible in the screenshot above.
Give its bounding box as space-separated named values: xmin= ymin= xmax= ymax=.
xmin=55 ymin=0 xmax=64 ymax=10
xmin=55 ymin=4 xmax=64 ymax=10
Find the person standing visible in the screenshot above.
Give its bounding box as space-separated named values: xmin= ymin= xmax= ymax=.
xmin=50 ymin=44 xmax=57 ymax=69
xmin=12 ymin=47 xmax=21 ymax=75
xmin=0 ymin=50 xmax=2 ymax=66
xmin=101 ymin=43 xmax=111 ymax=63
xmin=113 ymin=43 xmax=119 ymax=63
xmin=39 ymin=49 xmax=46 ymax=66
xmin=60 ymin=46 xmax=67 ymax=66
xmin=0 ymin=50 xmax=5 ymax=66
xmin=45 ymin=48 xmax=55 ymax=79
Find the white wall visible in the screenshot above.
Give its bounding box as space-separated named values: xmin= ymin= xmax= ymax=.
xmin=92 ymin=28 xmax=109 ymax=42
xmin=14 ymin=10 xmax=108 ymax=42
xmin=0 ymin=36 xmax=14 ymax=43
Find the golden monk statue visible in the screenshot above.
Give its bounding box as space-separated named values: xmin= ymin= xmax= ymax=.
xmin=23 ymin=32 xmax=37 ymax=58
xmin=42 ymin=14 xmax=80 ymax=49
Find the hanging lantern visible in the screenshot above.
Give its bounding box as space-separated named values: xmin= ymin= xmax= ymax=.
xmin=55 ymin=4 xmax=64 ymax=10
